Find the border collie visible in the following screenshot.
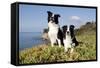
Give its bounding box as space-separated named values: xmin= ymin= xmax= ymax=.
xmin=47 ymin=11 xmax=64 ymax=47
xmin=62 ymin=25 xmax=78 ymax=53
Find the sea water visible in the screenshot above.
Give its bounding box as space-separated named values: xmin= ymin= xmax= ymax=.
xmin=19 ymin=32 xmax=45 ymax=50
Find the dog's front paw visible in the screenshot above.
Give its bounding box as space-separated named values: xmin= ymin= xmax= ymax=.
xmin=51 ymin=44 xmax=54 ymax=47
xmin=72 ymin=43 xmax=75 ymax=47
xmin=64 ymin=48 xmax=68 ymax=53
xmin=70 ymin=48 xmax=74 ymax=53
xmin=59 ymin=45 xmax=61 ymax=47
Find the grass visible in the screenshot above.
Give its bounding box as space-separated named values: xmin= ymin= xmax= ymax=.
xmin=19 ymin=33 xmax=96 ymax=64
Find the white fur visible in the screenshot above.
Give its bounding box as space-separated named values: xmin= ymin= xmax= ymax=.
xmin=64 ymin=34 xmax=72 ymax=52
xmin=48 ymin=21 xmax=61 ymax=47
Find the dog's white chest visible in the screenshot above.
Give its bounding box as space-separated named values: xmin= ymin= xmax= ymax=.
xmin=48 ymin=22 xmax=60 ymax=46
xmin=48 ymin=22 xmax=59 ymax=31
xmin=64 ymin=35 xmax=72 ymax=48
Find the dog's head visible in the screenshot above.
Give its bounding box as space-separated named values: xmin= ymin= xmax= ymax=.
xmin=47 ymin=11 xmax=60 ymax=24
xmin=62 ymin=25 xmax=75 ymax=39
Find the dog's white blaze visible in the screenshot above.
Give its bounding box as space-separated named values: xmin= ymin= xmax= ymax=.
xmin=52 ymin=14 xmax=54 ymax=17
xmin=67 ymin=25 xmax=70 ymax=32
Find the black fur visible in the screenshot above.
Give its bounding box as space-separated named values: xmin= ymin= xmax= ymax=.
xmin=72 ymin=37 xmax=79 ymax=46
xmin=54 ymin=14 xmax=60 ymax=24
xmin=62 ymin=25 xmax=67 ymax=39
xmin=70 ymin=25 xmax=75 ymax=38
xmin=57 ymin=28 xmax=64 ymax=46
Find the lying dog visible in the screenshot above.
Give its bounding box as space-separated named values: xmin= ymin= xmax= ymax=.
xmin=62 ymin=25 xmax=78 ymax=53
xmin=47 ymin=11 xmax=64 ymax=47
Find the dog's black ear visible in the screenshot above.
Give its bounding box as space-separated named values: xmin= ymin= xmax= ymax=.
xmin=57 ymin=14 xmax=60 ymax=17
xmin=54 ymin=14 xmax=61 ymax=18
xmin=47 ymin=11 xmax=52 ymax=13
xmin=70 ymin=25 xmax=75 ymax=29
xmin=56 ymin=14 xmax=60 ymax=17
xmin=47 ymin=11 xmax=52 ymax=15
xmin=47 ymin=11 xmax=53 ymax=22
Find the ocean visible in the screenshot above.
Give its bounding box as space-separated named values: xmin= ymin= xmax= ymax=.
xmin=19 ymin=32 xmax=45 ymax=50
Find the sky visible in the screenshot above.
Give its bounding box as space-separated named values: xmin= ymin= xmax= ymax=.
xmin=19 ymin=4 xmax=96 ymax=32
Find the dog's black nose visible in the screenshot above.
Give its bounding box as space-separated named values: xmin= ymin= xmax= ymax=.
xmin=67 ymin=31 xmax=69 ymax=34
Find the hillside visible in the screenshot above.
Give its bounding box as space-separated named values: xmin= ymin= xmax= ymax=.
xmin=19 ymin=22 xmax=96 ymax=64
xmin=75 ymin=22 xmax=96 ymax=35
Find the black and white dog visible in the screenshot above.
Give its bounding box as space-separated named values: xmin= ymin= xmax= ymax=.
xmin=47 ymin=11 xmax=64 ymax=47
xmin=47 ymin=11 xmax=78 ymax=53
xmin=62 ymin=25 xmax=78 ymax=53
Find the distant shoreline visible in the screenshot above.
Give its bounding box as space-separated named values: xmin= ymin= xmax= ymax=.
xmin=19 ymin=43 xmax=47 ymax=51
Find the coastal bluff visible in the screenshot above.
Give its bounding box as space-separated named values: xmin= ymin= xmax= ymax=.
xmin=42 ymin=28 xmax=49 ymax=40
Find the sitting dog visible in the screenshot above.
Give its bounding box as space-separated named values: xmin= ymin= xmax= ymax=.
xmin=62 ymin=25 xmax=78 ymax=53
xmin=47 ymin=11 xmax=64 ymax=47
